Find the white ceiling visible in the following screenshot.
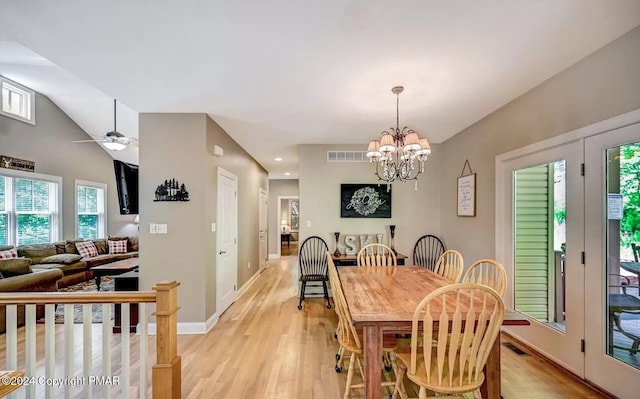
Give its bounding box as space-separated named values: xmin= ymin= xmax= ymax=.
xmin=1 ymin=1 xmax=639 ymax=178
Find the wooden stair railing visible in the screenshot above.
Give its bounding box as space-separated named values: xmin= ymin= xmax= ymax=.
xmin=0 ymin=280 xmax=181 ymax=399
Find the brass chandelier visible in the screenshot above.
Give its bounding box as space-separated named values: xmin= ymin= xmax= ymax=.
xmin=365 ymin=86 xmax=431 ymax=186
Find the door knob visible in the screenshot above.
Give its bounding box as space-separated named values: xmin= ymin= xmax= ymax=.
xmin=219 ymin=250 xmax=226 ymax=255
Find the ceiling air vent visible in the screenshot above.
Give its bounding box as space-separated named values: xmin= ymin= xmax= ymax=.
xmin=327 ymin=151 xmax=368 ymax=162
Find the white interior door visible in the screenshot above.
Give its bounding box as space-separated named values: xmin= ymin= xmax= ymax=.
xmin=498 ymin=139 xmax=585 ymax=376
xmin=584 ymin=123 xmax=640 ymax=399
xmin=259 ymin=189 xmax=268 ymax=270
xmin=217 ymin=168 xmax=238 ymax=315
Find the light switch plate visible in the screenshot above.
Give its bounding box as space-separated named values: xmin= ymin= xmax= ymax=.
xmin=306 ymin=220 xmax=312 ymax=228
xmin=211 ymin=223 xmax=216 ymax=232
xmin=157 ymin=224 xmax=168 ymax=234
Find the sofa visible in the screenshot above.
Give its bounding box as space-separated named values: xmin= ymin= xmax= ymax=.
xmin=0 ymin=236 xmax=139 ymax=289
xmin=0 ymin=255 xmax=64 ymax=333
xmin=0 ymin=237 xmax=138 ymax=334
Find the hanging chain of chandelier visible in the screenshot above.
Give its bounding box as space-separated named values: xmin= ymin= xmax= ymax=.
xmin=365 ymin=86 xmax=431 ymax=186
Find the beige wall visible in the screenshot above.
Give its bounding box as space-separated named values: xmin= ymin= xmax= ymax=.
xmin=139 ymin=113 xmax=267 ymax=325
xmin=268 ymin=179 xmax=299 ymax=255
xmin=0 ymin=91 xmax=137 ymax=240
xmin=298 ymin=144 xmax=442 ymax=258
xmin=204 ymin=116 xmax=269 ymax=318
xmin=440 ymin=25 xmax=640 ymax=264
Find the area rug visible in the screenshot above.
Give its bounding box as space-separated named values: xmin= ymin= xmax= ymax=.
xmin=38 ymin=277 xmax=115 ymax=324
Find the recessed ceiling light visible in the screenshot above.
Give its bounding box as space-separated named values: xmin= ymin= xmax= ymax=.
xmin=274 ymin=157 xmax=283 ymax=161
xmin=284 ymin=172 xmax=291 ymax=176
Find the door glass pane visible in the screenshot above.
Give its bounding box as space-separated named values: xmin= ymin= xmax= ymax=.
xmin=606 ymin=143 xmax=640 ymax=369
xmin=514 ymin=160 xmax=566 ymax=332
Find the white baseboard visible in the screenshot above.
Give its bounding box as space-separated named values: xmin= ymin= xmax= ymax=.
xmin=205 ymin=312 xmax=219 ymax=333
xmin=142 ymin=269 xmax=261 ymax=336
xmin=268 ymin=253 xmax=279 ymax=259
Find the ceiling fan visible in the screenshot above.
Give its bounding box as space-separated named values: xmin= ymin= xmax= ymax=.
xmin=73 ymin=99 xmax=138 ymax=151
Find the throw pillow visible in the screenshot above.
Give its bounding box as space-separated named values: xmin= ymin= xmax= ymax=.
xmin=76 ymin=241 xmax=99 ymax=258
xmin=108 ymin=240 xmax=128 ymax=254
xmin=128 ymin=236 xmax=139 ymax=251
xmin=39 ymin=254 xmax=84 ymax=265
xmin=0 ymin=258 xmax=33 ymax=277
xmin=0 ymin=248 xmax=18 ymax=259
xmin=16 ymin=244 xmax=56 ymax=264
xmin=92 ymin=239 xmax=108 ymax=255
xmin=53 ymin=241 xmax=66 ymax=254
xmin=65 ymin=239 xmax=85 ymax=254
xmin=108 ymin=236 xmax=130 ymax=252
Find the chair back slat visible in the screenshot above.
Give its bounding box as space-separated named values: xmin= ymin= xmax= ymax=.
xmin=357 ymin=243 xmax=397 ymax=266
xmin=434 ymin=249 xmax=464 ymax=282
xmin=413 ymin=234 xmax=446 ymax=271
xmin=299 ymin=236 xmax=329 ymax=277
xmin=412 ymin=283 xmax=505 ymax=391
xmin=461 ymin=259 xmax=507 ymax=297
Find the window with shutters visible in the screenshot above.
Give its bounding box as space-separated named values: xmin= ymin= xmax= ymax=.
xmin=0 ymin=171 xmax=61 ymax=245
xmin=76 ymin=180 xmax=106 ymax=239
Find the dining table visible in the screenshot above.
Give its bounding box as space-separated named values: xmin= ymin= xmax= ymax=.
xmin=338 ymin=265 xmax=529 ymax=399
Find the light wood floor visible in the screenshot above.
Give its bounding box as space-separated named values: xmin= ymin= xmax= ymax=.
xmin=0 ymin=257 xmax=613 ymax=398
xmin=180 ymin=257 xmax=611 ymax=398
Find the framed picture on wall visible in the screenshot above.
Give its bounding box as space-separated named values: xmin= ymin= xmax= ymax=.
xmin=340 ymin=184 xmax=391 ymax=218
xmin=457 ymin=173 xmax=476 ymax=216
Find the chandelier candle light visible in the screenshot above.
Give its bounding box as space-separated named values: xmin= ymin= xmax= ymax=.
xmin=366 ymin=86 xmax=431 ymax=190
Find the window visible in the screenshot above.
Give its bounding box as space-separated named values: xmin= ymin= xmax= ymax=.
xmin=0 ymin=76 xmax=35 ymax=125
xmin=0 ymin=171 xmax=61 ymax=246
xmin=76 ymin=180 xmax=106 ymax=239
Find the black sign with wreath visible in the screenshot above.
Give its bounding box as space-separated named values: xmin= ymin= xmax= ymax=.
xmin=340 ymin=184 xmax=391 ymax=218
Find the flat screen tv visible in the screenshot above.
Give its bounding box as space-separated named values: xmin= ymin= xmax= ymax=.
xmin=113 ymin=160 xmax=139 ymax=215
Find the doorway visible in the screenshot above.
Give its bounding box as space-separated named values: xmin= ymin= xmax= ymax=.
xmin=498 ymin=139 xmax=585 ymax=376
xmin=497 ymin=114 xmax=640 ymax=398
xmin=584 ymin=123 xmax=640 ymax=399
xmin=259 ymin=189 xmax=268 ymax=271
xmin=217 ymin=167 xmax=238 ymax=315
xmin=277 ymin=196 xmax=299 ymax=257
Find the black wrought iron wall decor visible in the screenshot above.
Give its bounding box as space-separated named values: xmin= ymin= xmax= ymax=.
xmin=154 ymin=178 xmax=190 ymax=202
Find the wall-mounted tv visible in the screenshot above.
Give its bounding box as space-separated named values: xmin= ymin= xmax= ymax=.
xmin=113 ymin=160 xmax=139 ymax=215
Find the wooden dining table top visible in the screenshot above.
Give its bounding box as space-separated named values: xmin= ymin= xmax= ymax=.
xmin=338 ymin=265 xmax=529 ymax=329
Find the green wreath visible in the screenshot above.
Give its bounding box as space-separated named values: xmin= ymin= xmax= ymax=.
xmin=347 ymin=187 xmax=385 ymax=216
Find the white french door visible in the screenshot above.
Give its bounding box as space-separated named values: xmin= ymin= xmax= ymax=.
xmin=584 ymin=123 xmax=640 ymax=399
xmin=497 ymin=139 xmax=585 ymax=376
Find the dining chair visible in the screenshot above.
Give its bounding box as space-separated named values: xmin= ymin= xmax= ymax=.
xmin=298 ymin=236 xmax=331 ymax=310
xmin=412 ymin=234 xmax=446 ymax=271
xmin=393 ymin=283 xmax=505 ymax=399
xmin=461 ymin=258 xmax=507 ymax=297
xmin=357 ymin=243 xmax=397 ymax=266
xmin=327 ymin=252 xmax=346 ymax=369
xmin=328 ymin=252 xmax=395 ymax=374
xmin=332 ymin=267 xmax=398 ymax=398
xmin=433 ymin=249 xmax=464 ymax=283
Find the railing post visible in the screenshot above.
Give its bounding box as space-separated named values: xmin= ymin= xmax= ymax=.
xmin=152 ymin=281 xmax=181 ymax=399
